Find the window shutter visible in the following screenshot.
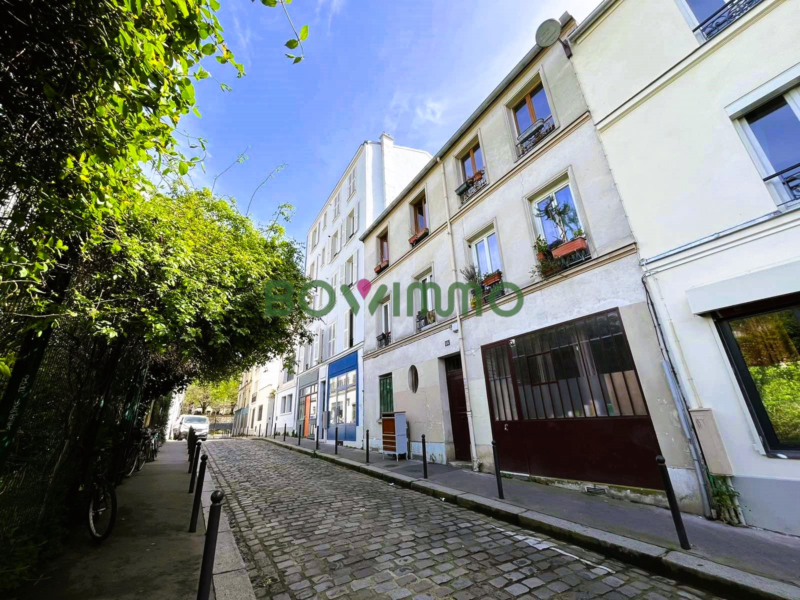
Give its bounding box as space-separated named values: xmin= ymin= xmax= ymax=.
xmin=344 ymin=310 xmax=350 ymax=349
xmin=355 ymin=203 xmax=359 ymax=233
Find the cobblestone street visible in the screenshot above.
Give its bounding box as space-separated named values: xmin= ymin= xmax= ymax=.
xmin=204 ymin=440 xmax=724 ymax=600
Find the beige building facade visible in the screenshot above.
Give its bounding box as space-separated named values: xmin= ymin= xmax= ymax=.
xmin=360 ymin=14 xmax=705 ymax=512
xmin=570 ymin=0 xmax=800 ymax=534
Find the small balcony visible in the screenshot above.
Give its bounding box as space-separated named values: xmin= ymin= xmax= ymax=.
xmin=416 ymin=310 xmax=436 ymax=332
xmin=764 ymin=161 xmax=800 ymax=207
xmin=456 ymin=170 xmax=489 ymax=205
xmin=469 ymin=270 xmax=506 ymax=309
xmin=377 ymin=332 xmax=392 ymax=348
xmin=516 ymin=115 xmax=556 ymax=158
xmin=693 ymin=0 xmax=764 ymax=40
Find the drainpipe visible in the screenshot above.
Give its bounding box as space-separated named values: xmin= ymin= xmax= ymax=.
xmin=438 ymin=158 xmax=480 ymax=472
xmin=642 ymin=273 xmax=713 ymax=518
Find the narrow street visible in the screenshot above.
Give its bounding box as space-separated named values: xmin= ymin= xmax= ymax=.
xmin=204 ymin=440 xmax=723 ymax=600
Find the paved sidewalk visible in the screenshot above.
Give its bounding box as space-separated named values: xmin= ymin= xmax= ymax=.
xmin=259 ymin=434 xmax=800 ymax=597
xmin=15 ymin=441 xmax=207 ymax=600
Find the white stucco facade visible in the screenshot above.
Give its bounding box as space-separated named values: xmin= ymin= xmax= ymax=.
xmin=359 ymin=15 xmax=702 ymax=513
xmin=571 ymin=0 xmax=800 ymax=534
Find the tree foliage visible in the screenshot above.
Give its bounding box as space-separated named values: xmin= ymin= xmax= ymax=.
xmin=184 ymin=376 xmax=239 ymax=413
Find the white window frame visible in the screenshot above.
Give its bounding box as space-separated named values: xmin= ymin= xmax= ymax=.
xmin=331 ymin=230 xmax=339 ymax=259
xmin=346 ymin=207 xmax=358 ymax=240
xmin=415 ymin=272 xmax=435 ymax=316
xmin=380 ymin=299 xmax=391 ymax=335
xmin=735 ymin=87 xmax=800 ymax=208
xmin=531 ymin=181 xmax=586 ymax=247
xmin=313 ymin=329 xmax=320 ymax=364
xmin=311 ymin=226 xmax=318 ymax=249
xmin=322 ymin=210 xmax=327 ymax=231
xmin=345 ymin=254 xmax=355 ymax=286
xmin=470 ymin=230 xmax=502 ymax=277
xmin=328 ymin=322 xmax=336 ymax=358
xmin=334 ymin=192 xmax=341 ymax=219
xmin=344 ymin=309 xmax=353 ymax=349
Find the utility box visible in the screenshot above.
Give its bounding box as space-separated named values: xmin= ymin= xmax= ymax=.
xmin=690 ymin=408 xmax=733 ymax=476
xmin=382 ymin=411 xmax=407 ymax=460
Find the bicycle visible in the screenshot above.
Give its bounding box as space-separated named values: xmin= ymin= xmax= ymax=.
xmin=83 ymin=452 xmax=118 ymax=542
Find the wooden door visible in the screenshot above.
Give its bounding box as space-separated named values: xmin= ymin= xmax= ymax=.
xmin=445 ymin=356 xmax=471 ymax=461
xmin=303 ymin=394 xmax=311 ymax=438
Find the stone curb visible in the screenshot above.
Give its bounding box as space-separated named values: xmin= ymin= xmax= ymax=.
xmin=255 ymin=436 xmax=800 ymax=600
xmin=202 ymin=452 xmax=257 ymax=600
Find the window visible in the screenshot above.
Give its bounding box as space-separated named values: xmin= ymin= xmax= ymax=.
xmin=311 ymin=226 xmax=319 ymax=249
xmin=381 ymin=300 xmax=391 ymax=335
xmin=345 ymin=309 xmax=354 ymax=349
xmin=348 ymin=169 xmax=356 ymax=198
xmin=379 ymin=374 xmax=394 ymax=415
xmin=328 ymin=323 xmax=336 ymax=358
xmin=513 ymin=84 xmax=552 ymax=137
xmin=718 ymin=295 xmax=800 ymax=454
xmin=411 ymin=195 xmax=427 ymax=235
xmin=286 ymin=394 xmax=293 ymax=414
xmin=741 ymin=90 xmax=800 ymax=206
xmin=251 ymin=410 xmax=255 ymax=427
xmin=684 ymin=0 xmax=765 ymax=39
xmin=378 ymin=232 xmax=390 ymax=264
xmin=484 ymin=309 xmax=648 ymax=423
xmin=331 ymin=230 xmax=339 ymax=258
xmin=321 ymin=246 xmax=326 ymax=265
xmin=408 ymin=366 xmax=419 ymax=394
xmin=329 ymin=370 xmax=357 ymax=427
xmin=415 ymin=272 xmax=436 ymax=330
xmin=313 ymin=329 xmax=320 ymax=364
xmin=322 ymin=210 xmax=327 ymax=231
xmin=345 ymin=254 xmax=356 ymax=286
xmin=461 ymin=143 xmax=485 ymax=181
xmin=346 ymin=207 xmax=358 ymax=239
xmin=318 ymin=326 xmax=326 ymax=361
xmin=258 ymin=405 xmax=263 ymax=421
xmin=534 ymin=184 xmax=584 ymax=248
xmin=470 ymin=230 xmax=502 ymax=278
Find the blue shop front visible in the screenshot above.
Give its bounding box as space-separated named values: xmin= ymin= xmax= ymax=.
xmin=326 ymin=351 xmax=359 ymax=443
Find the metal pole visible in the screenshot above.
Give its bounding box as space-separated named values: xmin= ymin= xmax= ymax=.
xmin=335 ymin=426 xmax=338 ymax=455
xmin=258 ymin=424 xmax=261 ymax=437
xmin=283 ymin=424 xmax=286 ymax=442
xmin=188 ymin=429 xmax=195 ymax=471
xmin=657 ymin=456 xmax=691 ymax=550
xmin=421 ymin=434 xmax=428 ymax=479
xmin=189 ymin=441 xmax=202 ymax=493
xmin=366 ymin=429 xmax=369 ymax=464
xmin=189 ymin=455 xmax=207 ymax=532
xmin=492 ymin=440 xmax=504 ymax=500
xmin=298 ymin=421 xmax=302 ymax=445
xmin=197 ymin=491 xmax=224 ymax=600
xmin=316 ymin=425 xmax=320 ymax=450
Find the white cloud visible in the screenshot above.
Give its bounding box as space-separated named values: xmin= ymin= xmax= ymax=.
xmin=316 ymin=0 xmax=345 ymax=31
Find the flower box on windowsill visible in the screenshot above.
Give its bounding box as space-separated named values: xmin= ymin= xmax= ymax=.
xmin=481 ymin=270 xmax=502 ymax=287
xmin=374 ymin=260 xmax=389 ymax=274
xmin=455 ymin=181 xmax=470 ymax=196
xmin=551 ymin=237 xmax=588 ymax=259
xmin=408 ymin=227 xmax=429 ymax=246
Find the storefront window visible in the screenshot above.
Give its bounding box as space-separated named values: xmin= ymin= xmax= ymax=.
xmin=329 ymin=369 xmax=357 ymax=426
xmin=719 ymin=299 xmax=800 ymax=452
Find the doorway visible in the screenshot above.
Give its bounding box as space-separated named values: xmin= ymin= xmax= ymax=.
xmin=445 ymin=355 xmax=471 ymax=461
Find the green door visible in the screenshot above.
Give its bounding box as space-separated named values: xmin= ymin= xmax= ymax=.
xmin=379 ymin=374 xmax=393 ymax=416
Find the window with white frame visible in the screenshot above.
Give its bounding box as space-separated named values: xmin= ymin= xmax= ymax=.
xmin=415 ymin=272 xmax=436 ymax=328
xmin=344 ymin=308 xmax=354 ymax=349
xmin=380 ymin=299 xmax=391 ymax=335
xmin=321 ymin=246 xmax=326 ymax=265
xmin=313 ymin=329 xmax=320 ymax=364
xmin=328 ymin=322 xmax=336 ymax=358
xmin=469 ymin=230 xmax=502 ymax=278
xmin=346 ymin=207 xmax=358 ymax=239
xmin=348 ymin=169 xmax=356 ymax=198
xmin=322 ymin=210 xmax=327 ymax=231
xmin=345 ymin=254 xmax=356 ymax=286
xmin=533 ymin=184 xmax=585 ymax=249
xmin=311 ymin=226 xmax=318 ymax=249
xmin=740 ymin=88 xmax=800 ymax=207
xmin=679 ymin=0 xmax=764 ymax=40
xmin=334 ymin=192 xmax=341 ymax=219
xmin=331 ymin=230 xmax=339 ymax=259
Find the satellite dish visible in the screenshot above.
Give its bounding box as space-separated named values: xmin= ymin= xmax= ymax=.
xmin=535 ymin=19 xmax=562 ymax=48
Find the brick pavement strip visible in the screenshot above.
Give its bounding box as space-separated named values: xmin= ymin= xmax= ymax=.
xmin=204 ymin=440 xmax=725 ymax=600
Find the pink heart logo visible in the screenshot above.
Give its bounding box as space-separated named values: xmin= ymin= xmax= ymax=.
xmin=356 ymin=279 xmax=371 ymax=299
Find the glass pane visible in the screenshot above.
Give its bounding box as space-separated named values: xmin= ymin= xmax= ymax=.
xmin=537 ymin=197 xmax=561 ymax=246
xmin=730 ymin=309 xmax=800 ymax=446
xmin=531 ymin=85 xmax=551 ymax=122
xmin=476 ymin=239 xmax=489 ymax=275
xmin=345 ymin=390 xmax=357 ymax=424
xmin=554 ymin=186 xmax=581 ymax=240
xmin=686 ymin=0 xmax=726 ymax=23
xmin=462 ymin=154 xmax=474 ymax=179
xmin=474 ymin=146 xmax=484 ymax=173
xmin=487 ymin=233 xmax=501 ymax=273
xmin=515 ymin=100 xmax=532 ymax=134
xmin=746 ymin=96 xmax=800 ymax=174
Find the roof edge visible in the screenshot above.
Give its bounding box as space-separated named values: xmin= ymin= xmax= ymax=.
xmin=569 ymin=0 xmax=618 ymax=43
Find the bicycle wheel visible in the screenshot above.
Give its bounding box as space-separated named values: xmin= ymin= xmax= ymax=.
xmin=124 ymin=446 xmax=137 ymax=477
xmin=134 ymin=446 xmax=146 ymax=472
xmin=87 ymin=481 xmax=117 ymax=542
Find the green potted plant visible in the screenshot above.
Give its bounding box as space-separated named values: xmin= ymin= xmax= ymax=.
xmin=482 ymin=269 xmax=502 ymax=287
xmin=535 ymin=201 xmax=587 ymax=260
xmin=535 ymin=235 xmax=549 ymax=261
xmin=460 ymin=264 xmax=481 ymax=309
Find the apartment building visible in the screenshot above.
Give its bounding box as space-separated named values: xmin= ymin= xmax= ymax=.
xmin=297 ymin=134 xmax=430 ymax=447
xmin=274 ymin=360 xmax=299 ymax=437
xmin=570 ymin=0 xmax=800 ymax=534
xmin=235 ymin=359 xmax=283 ymax=436
xmin=359 ymin=13 xmax=705 ymax=512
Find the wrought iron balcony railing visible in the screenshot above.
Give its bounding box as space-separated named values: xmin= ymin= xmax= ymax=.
xmin=377 ymin=332 xmax=391 ymax=348
xmin=764 ymin=161 xmax=800 ymax=206
xmin=693 ymin=0 xmax=764 ymax=40
xmin=516 ymin=115 xmax=556 ymax=159
xmin=456 ymin=170 xmax=489 ymax=205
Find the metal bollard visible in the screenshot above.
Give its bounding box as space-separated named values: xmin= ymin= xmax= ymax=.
xmin=188 ymin=429 xmax=196 ymax=471
xmin=197 ymin=491 xmax=225 ymax=600
xmin=189 ymin=455 xmax=207 ymax=532
xmin=657 ymin=456 xmax=691 ymax=550
xmin=189 ymin=441 xmax=202 ymax=493
xmin=335 ymin=426 xmax=339 ymax=455
xmin=366 ymin=429 xmax=369 ymax=464
xmin=258 ymin=424 xmax=261 ymax=437
xmin=316 ymin=425 xmax=320 ymax=450
xmin=283 ymin=424 xmax=286 ymax=442
xmin=492 ymin=440 xmax=504 ymax=500
xmin=298 ymin=421 xmax=303 ymax=445
xmin=421 ymin=434 xmax=428 ymax=479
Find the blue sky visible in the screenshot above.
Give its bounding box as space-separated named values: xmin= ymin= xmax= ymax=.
xmin=187 ymin=0 xmax=599 ymax=241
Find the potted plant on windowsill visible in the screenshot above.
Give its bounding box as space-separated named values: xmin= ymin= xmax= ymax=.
xmin=460 ymin=264 xmax=481 ymax=310
xmin=533 ymin=257 xmax=564 ymax=279
xmin=535 ymin=235 xmax=549 ymax=261
xmin=408 ymin=227 xmax=429 ymax=246
xmin=374 ymin=259 xmax=389 ymax=274
xmin=455 ymin=181 xmax=470 ymax=196
xmin=481 ymin=269 xmax=502 ymax=287
xmin=552 ymin=229 xmax=588 ymax=259
xmin=473 ymin=170 xmax=484 ymax=183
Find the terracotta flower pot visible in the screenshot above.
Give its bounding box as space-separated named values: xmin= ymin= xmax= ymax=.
xmin=551 ymin=237 xmax=588 ymax=259
xmin=374 ymin=260 xmax=389 ymax=274
xmin=408 ymin=227 xmax=429 ymax=246
xmin=482 ymin=271 xmax=502 ymax=287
